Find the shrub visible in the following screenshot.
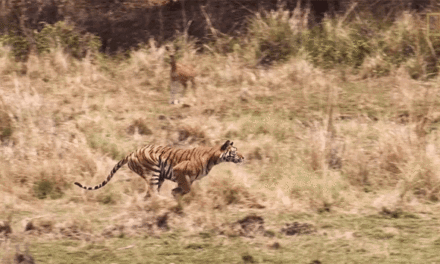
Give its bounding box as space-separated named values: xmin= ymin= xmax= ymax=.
xmin=246 ymin=8 xmax=305 ymax=65
xmin=244 ymin=8 xmax=439 ymax=78
xmin=303 ymin=17 xmax=374 ymax=69
xmin=177 ymin=125 xmax=207 ymax=144
xmin=207 ymin=178 xmax=249 ymax=206
xmin=0 ymin=99 xmax=13 ymax=142
xmin=0 ymin=21 xmax=101 ymax=61
xmin=36 ymin=21 xmax=101 ymax=58
xmin=126 ymin=118 xmax=153 ymax=136
xmin=87 ymin=133 xmax=124 ymax=160
xmin=0 ymin=34 xmax=30 ymax=61
xmin=33 ymin=178 xmax=63 ymax=199
xmin=359 ymin=12 xmax=440 ymax=79
xmin=97 ymin=193 xmax=118 ymax=205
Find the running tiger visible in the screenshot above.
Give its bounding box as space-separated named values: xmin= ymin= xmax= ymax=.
xmin=74 ymin=140 xmax=244 ymax=197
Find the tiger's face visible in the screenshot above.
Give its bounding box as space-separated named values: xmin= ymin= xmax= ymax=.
xmin=220 ymin=140 xmax=244 ymax=164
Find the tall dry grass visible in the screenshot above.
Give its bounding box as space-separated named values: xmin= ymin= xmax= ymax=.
xmin=0 ymin=9 xmax=440 ymax=247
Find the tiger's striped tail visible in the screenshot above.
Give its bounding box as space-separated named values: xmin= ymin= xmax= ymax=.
xmin=74 ymin=157 xmax=129 ymax=190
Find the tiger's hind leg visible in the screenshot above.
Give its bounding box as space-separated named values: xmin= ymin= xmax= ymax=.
xmin=146 ymin=176 xmax=163 ymax=199
xmin=130 ymin=171 xmax=155 ymax=199
xmin=171 ymin=175 xmax=191 ymax=199
xmin=147 ymin=170 xmax=169 ymax=200
xmin=171 ymin=163 xmax=192 ymax=198
xmin=171 ymin=161 xmax=198 ymax=198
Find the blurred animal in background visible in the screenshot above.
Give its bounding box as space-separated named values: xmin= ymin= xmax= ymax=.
xmin=74 ymin=140 xmax=244 ymax=198
xmin=14 ymin=244 xmax=35 ymax=264
xmin=166 ymin=46 xmax=197 ymax=104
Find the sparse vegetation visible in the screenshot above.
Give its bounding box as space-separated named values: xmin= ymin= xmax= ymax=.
xmin=33 ymin=178 xmax=63 ymax=199
xmin=0 ymin=21 xmax=101 ymax=61
xmin=0 ymin=98 xmax=13 ymax=142
xmin=2 ymin=3 xmax=440 ymax=263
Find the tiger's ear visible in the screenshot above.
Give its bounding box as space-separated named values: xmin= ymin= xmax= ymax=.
xmin=221 ymin=140 xmax=231 ymax=151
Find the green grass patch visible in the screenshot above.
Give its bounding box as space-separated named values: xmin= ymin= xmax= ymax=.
xmin=87 ymin=133 xmax=124 ymax=160
xmin=33 ymin=178 xmax=64 ymax=200
xmin=18 ymin=212 xmax=440 ymax=264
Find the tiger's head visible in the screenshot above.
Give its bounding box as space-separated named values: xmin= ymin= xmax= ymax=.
xmin=219 ymin=140 xmax=244 ymax=164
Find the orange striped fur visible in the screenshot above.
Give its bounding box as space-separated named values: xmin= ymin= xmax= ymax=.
xmin=74 ymin=140 xmax=244 ymax=198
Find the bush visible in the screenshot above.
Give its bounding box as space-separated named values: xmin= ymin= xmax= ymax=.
xmin=303 ymin=17 xmax=374 ymax=69
xmin=0 ymin=99 xmax=13 ymax=142
xmin=379 ymin=12 xmax=440 ymax=79
xmin=0 ymin=34 xmax=30 ymax=61
xmin=246 ymin=10 xmax=303 ymax=65
xmin=87 ymin=133 xmax=124 ymax=160
xmin=36 ymin=21 xmax=101 ymax=58
xmin=126 ymin=118 xmax=153 ymax=136
xmin=244 ymin=8 xmax=439 ymax=78
xmin=244 ymin=7 xmax=375 ymax=68
xmin=33 ymin=179 xmax=63 ymax=199
xmin=97 ymin=193 xmax=118 ymax=205
xmin=340 ymin=11 xmax=439 ymax=79
xmin=0 ymin=21 xmax=101 ymax=61
xmin=207 ymin=178 xmax=249 ymax=206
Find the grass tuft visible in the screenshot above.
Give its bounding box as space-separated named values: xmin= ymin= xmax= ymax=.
xmin=33 ymin=179 xmax=64 ymax=200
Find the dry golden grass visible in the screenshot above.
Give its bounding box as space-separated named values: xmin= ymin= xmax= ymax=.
xmin=1 ymin=28 xmax=440 ymax=262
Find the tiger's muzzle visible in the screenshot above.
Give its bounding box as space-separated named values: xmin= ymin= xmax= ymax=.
xmin=231 ymin=152 xmax=244 ymax=164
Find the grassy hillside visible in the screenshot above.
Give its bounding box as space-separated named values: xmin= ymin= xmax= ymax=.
xmin=1 ymin=8 xmax=440 ymax=263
